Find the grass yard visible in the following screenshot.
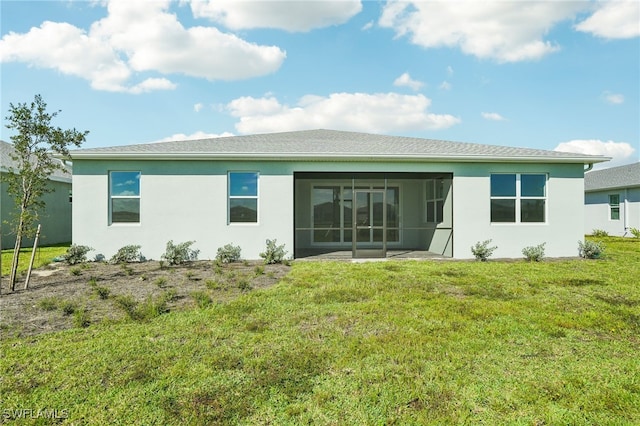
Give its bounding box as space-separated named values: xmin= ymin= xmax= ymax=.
xmin=1 ymin=237 xmax=639 ymax=424
xmin=1 ymin=243 xmax=69 ymax=277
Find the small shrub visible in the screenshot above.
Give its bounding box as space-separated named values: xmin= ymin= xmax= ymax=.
xmin=60 ymin=301 xmax=78 ymax=316
xmin=578 ymin=240 xmax=605 ymax=259
xmin=205 ymin=279 xmax=225 ymax=290
xmin=216 ymin=243 xmax=242 ymax=264
xmin=185 ymin=270 xmax=198 ymax=281
xmin=162 ymin=289 xmax=178 ymax=303
xmin=522 ymin=243 xmax=546 ymax=262
xmin=62 ymin=244 xmax=92 ymax=265
xmin=260 ymin=239 xmax=288 ymax=264
xmin=70 ymin=267 xmax=82 ymax=276
xmin=630 ymin=227 xmax=640 ymax=238
xmin=113 ymin=295 xmax=138 ymax=317
xmin=154 ymin=277 xmax=168 ymax=288
xmin=161 ymin=240 xmax=199 ymax=265
xmin=94 ymin=286 xmax=110 ymax=300
xmin=591 ymin=229 xmax=609 ymax=237
xmin=254 ymin=265 xmax=265 ymax=276
xmin=110 ymin=245 xmax=142 ymax=263
xmin=73 ymin=308 xmax=91 ymax=328
xmin=87 ymin=277 xmax=97 ymax=287
xmin=191 ymin=291 xmax=212 ymax=308
xmin=237 ymin=276 xmax=253 ymax=292
xmin=471 ymin=239 xmax=497 ymax=261
xmin=38 ymin=297 xmax=59 ymax=311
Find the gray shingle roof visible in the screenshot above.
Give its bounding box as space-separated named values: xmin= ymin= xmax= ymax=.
xmin=69 ymin=129 xmax=608 ymax=164
xmin=585 ymin=162 xmax=640 ymax=191
xmin=1 ymin=140 xmax=71 ymax=182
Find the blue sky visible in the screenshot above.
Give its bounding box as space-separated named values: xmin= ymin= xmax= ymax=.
xmin=1 ymin=0 xmax=638 ymax=169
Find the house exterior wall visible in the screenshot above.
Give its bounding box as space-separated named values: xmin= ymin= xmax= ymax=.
xmin=452 ymin=163 xmax=585 ymax=259
xmin=72 ymin=159 xmax=586 ymax=260
xmin=585 ymin=187 xmax=640 ymax=236
xmin=1 ymin=174 xmax=72 ymax=248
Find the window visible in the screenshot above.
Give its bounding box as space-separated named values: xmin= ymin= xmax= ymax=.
xmin=490 ymin=173 xmax=546 ymax=223
xmin=425 ymin=179 xmax=445 ymax=223
xmin=609 ymin=194 xmax=620 ymax=220
xmin=229 ymin=172 xmax=258 ymax=223
xmin=110 ymin=171 xmax=140 ymax=223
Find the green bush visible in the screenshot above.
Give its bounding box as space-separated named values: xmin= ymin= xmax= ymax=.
xmin=60 ymin=301 xmax=78 ymax=316
xmin=522 ymin=243 xmax=546 ymax=262
xmin=578 ymin=240 xmax=605 ymax=259
xmin=591 ymin=229 xmax=609 ymax=237
xmin=161 ymin=240 xmax=199 ymax=265
xmin=62 ymin=244 xmax=92 ymax=265
xmin=110 ymin=245 xmax=142 ymax=263
xmin=471 ymin=239 xmax=497 ymax=262
xmin=260 ymin=239 xmax=288 ymax=264
xmin=216 ymin=243 xmax=242 ymax=264
xmin=94 ymin=286 xmax=110 ymax=300
xmin=630 ymin=227 xmax=640 ymax=239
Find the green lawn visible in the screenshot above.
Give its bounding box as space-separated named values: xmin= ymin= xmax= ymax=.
xmin=1 ymin=237 xmax=639 ymax=425
xmin=1 ymin=243 xmax=69 ymax=277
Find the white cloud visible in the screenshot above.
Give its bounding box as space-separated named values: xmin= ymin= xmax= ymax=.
xmin=226 ymin=92 xmax=461 ymax=134
xmin=193 ymin=103 xmax=204 ymax=112
xmin=554 ymin=139 xmax=637 ymax=169
xmin=481 ymin=112 xmax=505 ymax=121
xmin=602 ymin=91 xmax=625 ymax=105
xmin=154 ymin=131 xmax=235 ymax=142
xmin=446 ymin=65 xmax=454 ymax=76
xmin=0 ymin=0 xmax=286 ymax=92
xmin=393 ymin=72 xmax=424 ymax=91
xmin=378 ymin=1 xmax=584 ymax=62
xmin=189 ymin=0 xmax=362 ymax=32
xmin=575 ymin=1 xmax=640 ymax=39
xmin=439 ymin=81 xmax=452 ymax=91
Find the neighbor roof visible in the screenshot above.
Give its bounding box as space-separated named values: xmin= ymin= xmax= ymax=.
xmin=585 ymin=162 xmax=640 ymax=191
xmin=69 ymin=129 xmax=608 ymax=164
xmin=1 ymin=140 xmax=71 ymax=182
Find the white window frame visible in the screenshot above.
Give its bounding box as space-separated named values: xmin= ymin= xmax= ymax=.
xmin=608 ymin=194 xmax=620 ymax=221
xmin=425 ymin=179 xmax=445 ymax=224
xmin=490 ymin=173 xmax=547 ymax=224
xmin=228 ymin=171 xmax=259 ymax=224
xmin=109 ymin=171 xmax=141 ymax=225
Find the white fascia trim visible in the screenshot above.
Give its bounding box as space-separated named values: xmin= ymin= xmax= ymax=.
xmin=68 ymin=152 xmax=611 ymax=164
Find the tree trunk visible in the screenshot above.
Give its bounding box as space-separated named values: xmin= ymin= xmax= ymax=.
xmin=9 ymin=218 xmax=25 ymax=291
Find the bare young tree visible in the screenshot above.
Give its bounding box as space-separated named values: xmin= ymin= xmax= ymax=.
xmin=2 ymin=94 xmax=88 ymax=291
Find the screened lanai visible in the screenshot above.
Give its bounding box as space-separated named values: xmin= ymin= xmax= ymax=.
xmin=293 ymin=172 xmax=453 ymax=259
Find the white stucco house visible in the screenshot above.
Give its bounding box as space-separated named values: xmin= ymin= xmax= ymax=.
xmin=67 ymin=129 xmax=608 ymax=260
xmin=1 ymin=140 xmax=73 ymax=248
xmin=584 ymin=162 xmax=640 ymax=237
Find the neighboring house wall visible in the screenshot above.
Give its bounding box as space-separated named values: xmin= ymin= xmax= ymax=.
xmin=1 ymin=173 xmax=72 ymax=248
xmin=585 ymin=188 xmax=640 ymax=236
xmin=72 ymin=159 xmax=585 ymax=260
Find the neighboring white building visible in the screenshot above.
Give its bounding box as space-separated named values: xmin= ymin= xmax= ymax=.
xmin=584 ymin=162 xmax=640 ymax=237
xmin=68 ymin=129 xmax=607 ymax=260
xmin=1 ymin=140 xmax=73 ymax=248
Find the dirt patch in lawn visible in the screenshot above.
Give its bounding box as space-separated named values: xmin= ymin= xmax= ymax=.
xmin=0 ymin=260 xmax=290 ymax=339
